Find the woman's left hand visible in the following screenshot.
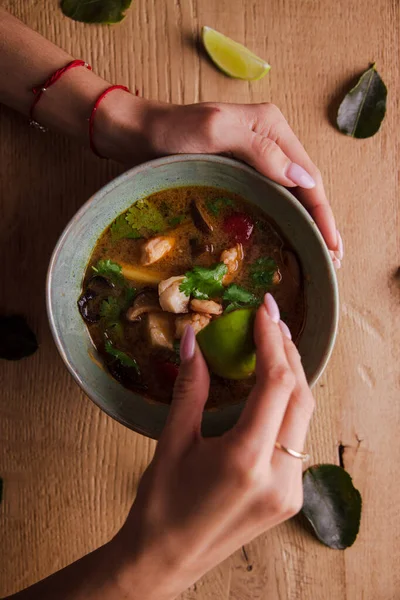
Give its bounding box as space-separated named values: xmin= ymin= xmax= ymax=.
xmin=99 ymin=96 xmax=342 ymax=261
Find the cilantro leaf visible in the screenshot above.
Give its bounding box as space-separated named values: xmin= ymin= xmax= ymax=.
xmin=206 ymin=197 xmax=234 ymax=216
xmin=100 ymin=287 xmax=136 ymax=336
xmin=104 ymin=341 xmax=140 ymax=372
xmin=110 ymin=214 xmax=142 ymax=241
xmin=180 ymin=263 xmax=228 ymax=300
xmin=100 ymin=297 xmax=121 ymax=327
xmin=125 ymin=287 xmax=136 ymax=305
xmin=92 ymin=259 xmax=124 ymax=285
xmin=168 ymin=215 xmax=186 ymax=227
xmin=250 ymin=257 xmax=278 ymax=288
xmin=223 ymin=284 xmax=260 ymax=313
xmin=126 ymin=199 xmax=166 ymax=238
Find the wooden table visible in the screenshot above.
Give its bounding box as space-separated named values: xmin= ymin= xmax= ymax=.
xmin=1 ymin=1 xmax=399 ymax=598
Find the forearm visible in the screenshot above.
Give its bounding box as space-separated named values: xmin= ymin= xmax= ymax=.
xmin=0 ymin=8 xmax=157 ymax=161
xmin=4 ymin=536 xmax=178 ymax=600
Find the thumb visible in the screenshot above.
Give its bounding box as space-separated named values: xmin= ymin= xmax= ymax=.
xmin=160 ymin=326 xmax=210 ymax=453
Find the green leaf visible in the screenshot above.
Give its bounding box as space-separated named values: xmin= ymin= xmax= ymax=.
xmin=61 ymin=0 xmax=132 ymax=24
xmin=104 ymin=341 xmax=140 ymax=372
xmin=206 ymin=197 xmax=234 ymax=216
xmin=180 ymin=263 xmax=228 ymax=300
xmin=223 ymin=284 xmax=260 ymax=313
xmin=0 ymin=315 xmax=38 ymax=361
xmin=126 ymin=199 xmax=166 ymax=238
xmin=92 ymin=259 xmax=123 ymax=285
xmin=168 ymin=215 xmax=186 ymax=227
xmin=302 ymin=464 xmax=362 ymax=550
xmin=100 ymin=297 xmax=121 ymax=326
xmin=110 ymin=214 xmax=142 ymax=241
xmin=100 ymin=288 xmax=135 ymax=336
xmin=337 ymin=64 xmax=387 ymax=139
xmin=249 ymin=257 xmax=277 ymax=288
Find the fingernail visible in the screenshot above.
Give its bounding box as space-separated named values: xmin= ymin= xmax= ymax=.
xmin=180 ymin=325 xmax=196 ymax=362
xmin=264 ymin=293 xmax=280 ymax=323
xmin=286 ymin=163 xmax=316 ymax=189
xmin=279 ymin=320 xmax=292 ymax=340
xmin=332 ymin=256 xmax=341 ymax=270
xmin=334 ymin=230 xmax=344 ymax=261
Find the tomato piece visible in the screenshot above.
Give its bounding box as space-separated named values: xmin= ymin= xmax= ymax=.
xmin=223 ymin=213 xmax=254 ymax=244
xmin=154 ymin=360 xmax=179 ymax=388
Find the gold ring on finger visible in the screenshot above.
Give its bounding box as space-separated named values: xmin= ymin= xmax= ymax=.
xmin=275 ymin=441 xmax=309 ymax=462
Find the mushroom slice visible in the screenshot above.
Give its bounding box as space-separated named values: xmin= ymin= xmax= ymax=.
xmin=140 ymin=236 xmax=175 ymax=266
xmin=77 ymin=276 xmax=115 ymax=324
xmin=190 ymin=299 xmax=223 ymax=315
xmin=147 ymin=312 xmax=175 ymax=350
xmin=158 ymin=276 xmax=189 ymax=314
xmin=175 ymin=313 xmax=211 ymax=339
xmin=126 ymin=289 xmax=161 ymax=322
xmin=189 ymin=238 xmax=215 ymax=259
xmin=190 ymin=199 xmax=214 ymax=234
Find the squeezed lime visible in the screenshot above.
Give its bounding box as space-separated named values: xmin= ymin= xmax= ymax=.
xmin=197 ymin=308 xmax=256 ymax=379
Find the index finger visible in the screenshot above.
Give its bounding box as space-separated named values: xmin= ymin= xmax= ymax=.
xmin=232 ymin=303 xmax=295 ymax=456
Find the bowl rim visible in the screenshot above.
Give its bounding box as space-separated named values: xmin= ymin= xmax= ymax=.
xmin=46 ymin=153 xmax=339 ymax=435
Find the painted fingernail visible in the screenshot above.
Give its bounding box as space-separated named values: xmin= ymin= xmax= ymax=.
xmin=264 ymin=293 xmax=280 ymax=323
xmin=180 ymin=325 xmax=196 ymax=362
xmin=279 ymin=320 xmax=292 ymax=340
xmin=286 ymin=163 xmax=316 ymax=189
xmin=334 ymin=230 xmax=344 ymax=261
xmin=332 ymin=256 xmax=341 ymax=270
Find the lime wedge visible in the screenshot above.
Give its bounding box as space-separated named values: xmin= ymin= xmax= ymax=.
xmin=197 ymin=308 xmax=256 ymax=380
xmin=202 ymin=26 xmax=270 ymax=81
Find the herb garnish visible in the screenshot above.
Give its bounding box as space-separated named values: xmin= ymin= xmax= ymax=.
xmin=92 ymin=259 xmax=124 ymax=285
xmin=180 ymin=263 xmax=228 ymax=300
xmin=249 ymin=257 xmax=277 ymax=288
xmin=126 ymin=199 xmax=166 ymax=238
xmin=206 ymin=197 xmax=234 ymax=216
xmin=223 ymin=284 xmax=260 ymax=313
xmin=104 ymin=341 xmax=140 ymax=373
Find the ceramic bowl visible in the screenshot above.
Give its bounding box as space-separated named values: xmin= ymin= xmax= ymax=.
xmin=47 ymin=155 xmax=339 ymax=439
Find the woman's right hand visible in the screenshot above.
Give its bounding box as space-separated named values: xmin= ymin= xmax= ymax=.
xmin=113 ymin=294 xmax=315 ymax=600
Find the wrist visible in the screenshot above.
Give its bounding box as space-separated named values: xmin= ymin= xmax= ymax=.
xmin=109 ymin=531 xmax=182 ymax=600
xmin=93 ymin=92 xmax=171 ymax=164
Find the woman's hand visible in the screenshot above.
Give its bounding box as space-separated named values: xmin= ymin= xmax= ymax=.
xmin=0 ymin=8 xmax=342 ymax=261
xmin=99 ymin=95 xmax=342 ymax=261
xmin=113 ymin=295 xmax=315 ymax=600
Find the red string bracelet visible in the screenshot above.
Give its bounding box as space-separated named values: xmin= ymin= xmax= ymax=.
xmin=29 ymin=59 xmax=92 ymax=131
xmin=88 ymin=85 xmax=130 ymax=158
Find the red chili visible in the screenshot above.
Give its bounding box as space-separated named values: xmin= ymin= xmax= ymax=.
xmin=154 ymin=360 xmax=179 ymax=388
xmin=223 ymin=213 xmax=254 ymax=244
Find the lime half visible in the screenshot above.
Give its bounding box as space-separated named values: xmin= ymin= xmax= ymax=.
xmin=197 ymin=308 xmax=256 ymax=380
xmin=202 ymin=26 xmax=270 ymax=81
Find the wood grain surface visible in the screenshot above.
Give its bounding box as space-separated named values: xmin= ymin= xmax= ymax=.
xmin=0 ymin=0 xmax=399 ymax=598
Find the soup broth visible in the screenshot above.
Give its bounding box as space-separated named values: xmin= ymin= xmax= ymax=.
xmin=78 ymin=186 xmax=306 ymax=409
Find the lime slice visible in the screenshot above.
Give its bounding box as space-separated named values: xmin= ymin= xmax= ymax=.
xmin=202 ymin=26 xmax=270 ymax=81
xmin=197 ymin=308 xmax=256 ymax=380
